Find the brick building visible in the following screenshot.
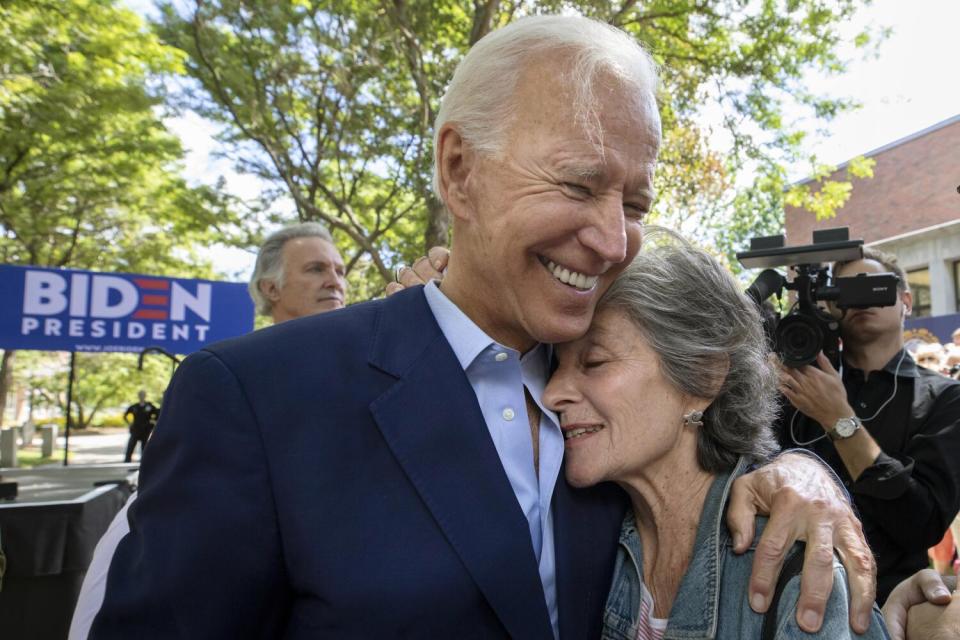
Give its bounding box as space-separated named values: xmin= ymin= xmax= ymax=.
xmin=785 ymin=114 xmax=960 ymax=325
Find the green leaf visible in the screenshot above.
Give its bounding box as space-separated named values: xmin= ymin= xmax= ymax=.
xmin=141 ymin=0 xmax=878 ymax=293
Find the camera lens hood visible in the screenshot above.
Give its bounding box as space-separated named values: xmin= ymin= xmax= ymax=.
xmin=776 ymin=314 xmax=824 ymax=368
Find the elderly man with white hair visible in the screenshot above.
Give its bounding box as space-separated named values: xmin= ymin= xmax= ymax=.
xmin=87 ymin=16 xmax=876 ymax=639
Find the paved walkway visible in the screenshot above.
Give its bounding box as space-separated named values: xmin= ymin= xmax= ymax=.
xmin=51 ymin=432 xmax=137 ymax=466
xmin=0 ymin=463 xmax=138 ymax=503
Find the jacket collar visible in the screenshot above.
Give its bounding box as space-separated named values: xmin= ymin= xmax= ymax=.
xmin=554 ymin=471 xmax=629 ymax=639
xmin=617 ymin=456 xmax=751 ymax=639
xmin=367 ymin=285 xmax=445 ymax=379
xmin=367 ymin=286 xmax=555 ymax=640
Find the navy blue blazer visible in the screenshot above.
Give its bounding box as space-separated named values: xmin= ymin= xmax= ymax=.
xmin=90 ymin=286 xmax=627 ymax=639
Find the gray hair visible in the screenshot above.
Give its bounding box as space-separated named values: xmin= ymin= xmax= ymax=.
xmin=248 ymin=222 xmax=334 ymax=316
xmin=599 ymin=228 xmax=779 ymax=473
xmin=432 ymin=15 xmax=658 ymax=200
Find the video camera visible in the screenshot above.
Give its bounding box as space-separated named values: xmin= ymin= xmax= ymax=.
xmin=737 ymin=227 xmax=900 ymax=369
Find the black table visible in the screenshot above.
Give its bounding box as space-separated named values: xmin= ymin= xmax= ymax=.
xmin=0 ymin=465 xmax=137 ymax=640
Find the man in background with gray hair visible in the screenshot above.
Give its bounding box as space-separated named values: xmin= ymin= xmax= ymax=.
xmin=249 ymin=222 xmax=346 ymax=324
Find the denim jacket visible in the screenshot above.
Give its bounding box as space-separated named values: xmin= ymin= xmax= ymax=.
xmin=602 ymin=456 xmax=890 ymax=640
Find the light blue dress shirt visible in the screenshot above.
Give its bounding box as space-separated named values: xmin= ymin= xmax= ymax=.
xmin=423 ymin=281 xmax=565 ymax=637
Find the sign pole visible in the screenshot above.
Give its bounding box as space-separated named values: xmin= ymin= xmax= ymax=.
xmin=63 ymin=351 xmax=76 ymax=467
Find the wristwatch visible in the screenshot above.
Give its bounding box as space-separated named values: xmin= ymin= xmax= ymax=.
xmin=827 ymin=416 xmax=862 ymax=441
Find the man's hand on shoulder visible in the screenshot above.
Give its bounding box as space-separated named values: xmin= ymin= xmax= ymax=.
xmin=385 ymin=247 xmax=449 ymax=296
xmin=726 ymin=451 xmax=876 ymax=634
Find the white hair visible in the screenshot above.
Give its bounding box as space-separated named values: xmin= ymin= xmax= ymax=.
xmin=248 ymin=222 xmax=334 ymax=316
xmin=431 ymin=15 xmax=659 ymax=200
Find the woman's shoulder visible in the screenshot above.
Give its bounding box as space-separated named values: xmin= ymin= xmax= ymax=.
xmin=771 ymin=563 xmax=889 ymax=639
xmin=721 ymin=519 xmax=888 ymax=639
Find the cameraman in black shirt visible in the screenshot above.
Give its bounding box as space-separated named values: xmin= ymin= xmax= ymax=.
xmin=776 ymin=247 xmax=960 ymax=605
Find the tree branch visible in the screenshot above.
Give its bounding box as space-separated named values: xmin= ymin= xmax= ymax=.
xmin=469 ymin=0 xmax=501 ymax=45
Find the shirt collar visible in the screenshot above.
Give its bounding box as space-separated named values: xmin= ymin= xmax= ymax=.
xmin=423 ymin=281 xmax=495 ymax=371
xmin=886 ymin=348 xmax=918 ymax=378
xmin=843 ymin=347 xmax=917 ymax=379
xmin=521 ymin=341 xmax=556 ymax=425
xmin=423 ymin=281 xmax=557 ymax=425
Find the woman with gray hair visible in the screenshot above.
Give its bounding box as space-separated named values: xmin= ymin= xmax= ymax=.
xmin=543 ymin=230 xmax=889 ymax=639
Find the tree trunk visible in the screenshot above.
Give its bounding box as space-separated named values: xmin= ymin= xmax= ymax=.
xmin=75 ymin=401 xmax=86 ymax=431
xmin=85 ymin=400 xmax=106 ymax=430
xmin=0 ymin=350 xmax=14 ymax=427
xmin=423 ymin=198 xmax=450 ymax=252
xmin=469 ymin=0 xmax=502 ymax=45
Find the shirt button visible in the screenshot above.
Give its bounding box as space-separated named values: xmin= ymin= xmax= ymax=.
xmin=502 ymin=408 xmax=515 ymax=421
xmin=495 ymin=352 xmax=508 ymax=362
xmin=860 ymin=402 xmax=867 ymax=409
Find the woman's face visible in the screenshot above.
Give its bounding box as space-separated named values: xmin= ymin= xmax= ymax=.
xmin=543 ymin=306 xmax=699 ymax=488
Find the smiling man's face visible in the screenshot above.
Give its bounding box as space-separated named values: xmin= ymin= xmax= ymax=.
xmin=265 ymin=236 xmax=346 ymax=323
xmin=443 ymin=61 xmax=661 ymax=350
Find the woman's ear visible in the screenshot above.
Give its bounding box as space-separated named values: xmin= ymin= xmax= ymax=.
xmin=700 ymin=354 xmax=730 ymax=401
xmin=682 ymin=371 xmax=720 ymax=421
xmin=687 ymin=396 xmax=713 ymax=416
xmin=436 ymin=124 xmax=478 ymax=222
xmin=682 ymin=355 xmax=729 ymax=420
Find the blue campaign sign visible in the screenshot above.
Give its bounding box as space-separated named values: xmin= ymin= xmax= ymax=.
xmin=0 ymin=265 xmax=254 ymax=354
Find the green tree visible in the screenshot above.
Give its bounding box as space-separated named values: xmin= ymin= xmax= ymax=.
xmin=156 ymin=0 xmax=878 ymax=291
xmin=0 ymin=0 xmax=243 ymax=424
xmin=16 ymin=351 xmax=172 ymax=430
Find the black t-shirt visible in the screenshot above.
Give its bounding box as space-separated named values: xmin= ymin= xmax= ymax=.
xmin=125 ymin=402 xmax=159 ymax=434
xmin=776 ymin=349 xmax=960 ymax=604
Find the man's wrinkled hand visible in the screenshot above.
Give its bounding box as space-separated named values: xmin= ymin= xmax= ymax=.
xmin=385 ymin=247 xmax=450 ymax=296
xmin=726 ymin=452 xmax=876 ymax=634
xmin=882 ymin=569 xmax=956 ymax=640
